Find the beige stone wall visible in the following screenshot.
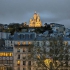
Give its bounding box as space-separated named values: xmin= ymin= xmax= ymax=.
xmin=13 ymin=40 xmax=35 ymax=70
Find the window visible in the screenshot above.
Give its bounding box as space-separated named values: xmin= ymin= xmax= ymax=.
xmin=29 ymin=68 xmax=31 ymax=70
xmin=43 ymin=41 xmax=45 ymax=46
xmin=11 ymin=41 xmax=12 ymax=43
xmin=28 ymin=61 xmax=31 ymax=66
xmin=18 ymin=35 xmax=21 ymax=39
xmin=28 ymin=42 xmax=31 ymax=45
xmin=0 ymin=67 xmax=5 ymax=70
xmin=23 ymin=68 xmax=26 ymax=70
xmin=23 ymin=48 xmax=26 ymax=52
xmin=0 ymin=53 xmax=3 ymax=56
xmin=23 ymin=56 xmax=26 ymax=59
xmin=0 ymin=60 xmax=2 ymax=64
xmin=30 ymin=34 xmax=32 ymax=39
xmin=9 ymin=53 xmax=13 ymax=56
xmin=28 ymin=48 xmax=31 ymax=52
xmin=18 ymin=54 xmax=20 ymax=59
xmin=37 ymin=42 xmax=39 ymax=46
xmin=17 ymin=67 xmax=20 ymax=70
xmin=23 ymin=42 xmax=26 ymax=45
xmin=17 ymin=60 xmax=20 ymax=65
xmin=28 ymin=54 xmax=31 ymax=59
xmin=5 ymin=53 xmax=9 ymax=56
xmin=25 ymin=34 xmax=29 ymax=39
xmin=9 ymin=60 xmax=13 ymax=64
xmin=3 ymin=53 xmax=5 ymax=56
xmin=17 ymin=48 xmax=20 ymax=52
xmin=23 ymin=35 xmax=25 ymax=39
xmin=11 ymin=45 xmax=13 ymax=47
xmin=17 ymin=42 xmax=20 ymax=45
xmin=23 ymin=61 xmax=26 ymax=65
xmin=3 ymin=60 xmax=7 ymax=64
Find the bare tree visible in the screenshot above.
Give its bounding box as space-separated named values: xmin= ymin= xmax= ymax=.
xmin=31 ymin=35 xmax=70 ymax=70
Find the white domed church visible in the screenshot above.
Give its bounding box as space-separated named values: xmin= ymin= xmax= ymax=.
xmin=29 ymin=11 xmax=42 ymax=27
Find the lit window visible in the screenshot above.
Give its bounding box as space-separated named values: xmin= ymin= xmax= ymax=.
xmin=0 ymin=67 xmax=5 ymax=70
xmin=28 ymin=42 xmax=31 ymax=45
xmin=18 ymin=42 xmax=20 ymax=45
xmin=1 ymin=53 xmax=3 ymax=56
xmin=9 ymin=53 xmax=13 ymax=56
xmin=4 ymin=53 xmax=5 ymax=56
xmin=6 ymin=53 xmax=8 ymax=56
xmin=17 ymin=60 xmax=20 ymax=65
xmin=23 ymin=42 xmax=26 ymax=45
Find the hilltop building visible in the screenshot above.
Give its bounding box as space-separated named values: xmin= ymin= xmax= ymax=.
xmin=29 ymin=11 xmax=42 ymax=27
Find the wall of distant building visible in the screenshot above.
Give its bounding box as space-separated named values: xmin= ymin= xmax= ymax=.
xmin=0 ymin=32 xmax=10 ymax=39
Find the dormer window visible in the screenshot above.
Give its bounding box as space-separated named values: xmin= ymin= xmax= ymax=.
xmin=23 ymin=35 xmax=25 ymax=39
xmin=30 ymin=34 xmax=32 ymax=39
xmin=18 ymin=35 xmax=21 ymax=39
xmin=25 ymin=34 xmax=29 ymax=39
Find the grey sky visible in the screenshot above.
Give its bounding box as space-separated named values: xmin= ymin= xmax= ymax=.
xmin=0 ymin=0 xmax=70 ymax=27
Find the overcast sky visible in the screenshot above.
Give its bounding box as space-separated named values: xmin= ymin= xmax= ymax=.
xmin=0 ymin=0 xmax=70 ymax=28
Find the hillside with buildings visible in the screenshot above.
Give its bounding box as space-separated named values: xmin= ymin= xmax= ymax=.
xmin=0 ymin=12 xmax=70 ymax=70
